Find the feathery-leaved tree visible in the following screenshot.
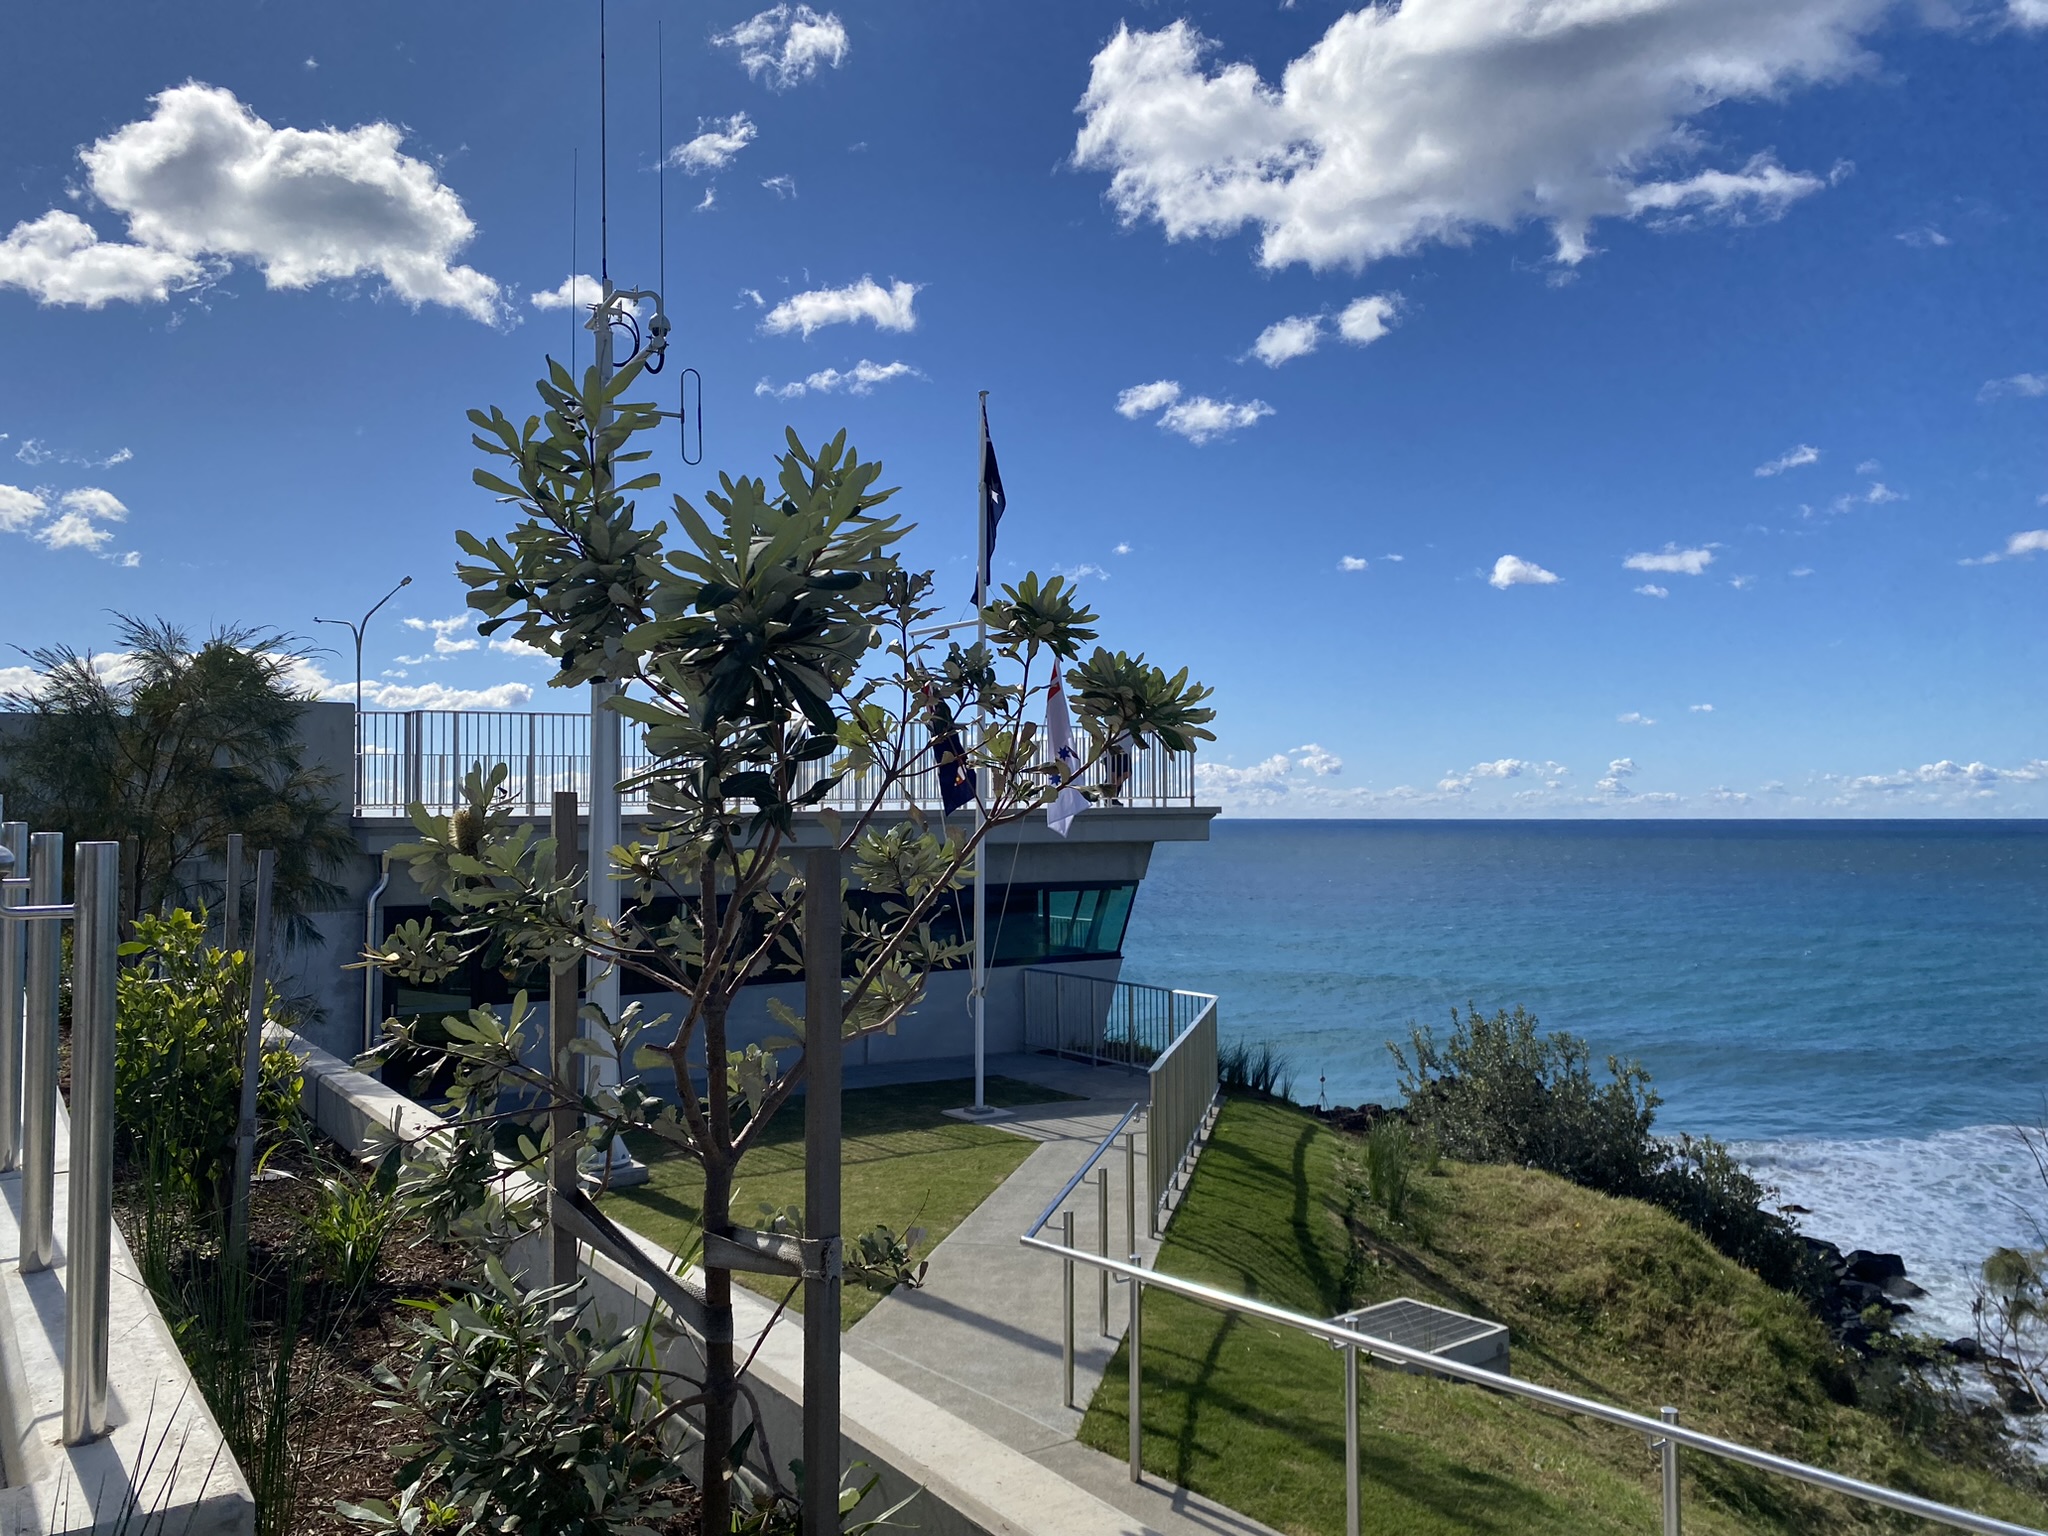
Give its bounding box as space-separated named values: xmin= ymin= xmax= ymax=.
xmin=364 ymin=355 xmax=1213 ymax=1531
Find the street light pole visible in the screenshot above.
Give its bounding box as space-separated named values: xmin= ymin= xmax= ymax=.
xmin=316 ymin=575 xmax=414 ymax=808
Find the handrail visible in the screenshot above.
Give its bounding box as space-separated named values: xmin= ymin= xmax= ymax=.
xmin=1017 ymin=1228 xmax=2044 ymax=1536
xmin=1024 ymin=1100 xmax=1146 ymax=1242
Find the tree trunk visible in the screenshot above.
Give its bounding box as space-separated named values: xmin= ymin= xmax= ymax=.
xmin=700 ymin=1155 xmax=735 ymax=1535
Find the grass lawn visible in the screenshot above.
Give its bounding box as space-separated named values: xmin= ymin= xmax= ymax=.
xmin=1079 ymin=1096 xmax=2048 ymax=1536
xmin=606 ymin=1075 xmax=1072 ymax=1328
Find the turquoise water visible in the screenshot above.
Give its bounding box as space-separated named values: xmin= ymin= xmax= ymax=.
xmin=1118 ymin=819 xmax=2048 ymax=1332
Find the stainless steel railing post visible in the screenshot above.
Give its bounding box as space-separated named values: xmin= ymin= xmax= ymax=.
xmin=20 ymin=830 xmax=62 ymax=1273
xmin=1123 ymin=1130 xmax=1136 ymax=1266
xmin=1098 ymin=1168 xmax=1111 ymax=1336
xmin=1062 ymin=1211 xmax=1076 ymax=1409
xmin=0 ymin=820 xmax=26 ymax=1171
xmin=63 ymin=842 xmax=117 ymax=1445
xmin=1345 ymin=1343 xmax=1361 ymax=1536
xmin=1128 ymin=1252 xmax=1144 ymax=1484
xmin=1660 ymin=1405 xmax=1682 ymax=1536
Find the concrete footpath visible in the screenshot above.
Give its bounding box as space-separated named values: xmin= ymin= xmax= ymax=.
xmin=847 ymin=1055 xmax=1278 ymax=1536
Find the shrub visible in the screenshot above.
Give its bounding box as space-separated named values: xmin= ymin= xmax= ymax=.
xmin=1220 ymin=1038 xmax=1295 ymax=1101
xmin=342 ymin=1262 xmax=686 ymax=1536
xmin=1393 ymin=1004 xmax=1816 ymax=1295
xmin=1361 ymin=1118 xmax=1416 ymax=1225
xmin=303 ymin=1158 xmax=400 ymax=1299
xmin=116 ymin=909 xmax=303 ymax=1206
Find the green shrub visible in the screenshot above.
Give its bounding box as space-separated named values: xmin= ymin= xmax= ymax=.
xmin=1393 ymin=1004 xmax=1817 ymax=1295
xmin=116 ymin=909 xmax=303 ymax=1206
xmin=1361 ymin=1117 xmax=1416 ymax=1224
xmin=341 ymin=1262 xmax=685 ymax=1536
xmin=303 ymin=1159 xmax=400 ymax=1299
xmin=1219 ymin=1038 xmax=1295 ymax=1100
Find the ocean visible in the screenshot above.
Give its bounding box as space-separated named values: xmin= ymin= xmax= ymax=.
xmin=1117 ymin=819 xmax=2048 ymax=1338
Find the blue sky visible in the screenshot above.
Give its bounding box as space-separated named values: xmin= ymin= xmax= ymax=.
xmin=1 ymin=0 xmax=2043 ymax=816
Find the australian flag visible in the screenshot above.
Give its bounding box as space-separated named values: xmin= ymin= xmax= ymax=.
xmin=927 ymin=696 xmax=977 ymax=815
xmin=974 ymin=397 xmax=1006 ymax=606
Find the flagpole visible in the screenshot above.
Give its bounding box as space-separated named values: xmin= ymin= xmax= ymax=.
xmin=972 ymin=390 xmax=990 ymax=1115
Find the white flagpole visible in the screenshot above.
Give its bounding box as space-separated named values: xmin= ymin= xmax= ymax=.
xmin=972 ymin=391 xmax=990 ymax=1114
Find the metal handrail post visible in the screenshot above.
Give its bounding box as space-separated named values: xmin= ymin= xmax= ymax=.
xmin=1344 ymin=1343 xmax=1361 ymax=1536
xmin=1062 ymin=1211 xmax=1076 ymax=1409
xmin=20 ymin=830 xmax=62 ymax=1273
xmin=0 ymin=821 xmax=26 ymax=1170
xmin=1098 ymin=1168 xmax=1111 ymax=1336
xmin=64 ymin=842 xmax=118 ymax=1445
xmin=1128 ymin=1252 xmax=1144 ymax=1483
xmin=1660 ymin=1405 xmax=1682 ymax=1536
xmin=1123 ymin=1131 xmax=1136 ymax=1268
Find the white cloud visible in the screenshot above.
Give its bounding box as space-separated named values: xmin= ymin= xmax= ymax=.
xmin=754 ymin=358 xmax=922 ymax=399
xmin=1855 ymin=459 xmax=1881 ymax=475
xmin=356 ymin=681 xmax=536 ymax=710
xmin=0 ymin=665 xmax=41 ymax=694
xmin=1790 ymin=566 xmax=1814 ymax=577
xmin=1116 ymin=379 xmax=1181 ymax=419
xmin=1250 ymin=314 xmax=1321 ymax=367
xmin=1338 ymin=555 xmax=1368 ymax=572
xmin=1337 ymin=293 xmax=1400 ymax=345
xmin=1962 ymin=529 xmax=2048 ymax=566
xmin=1833 ymin=758 xmax=2048 ymax=797
xmin=1488 ymin=555 xmax=1558 ymax=589
xmin=1624 ymin=545 xmax=1715 ymax=576
xmin=402 ymin=613 xmax=478 ymax=655
xmin=1828 ymin=481 xmax=1904 ymax=514
xmin=1382 ymin=553 xmax=1404 ymax=562
xmin=530 ymin=273 xmax=642 ymax=319
xmin=1197 ymin=743 xmax=1343 ymax=806
xmin=761 ymin=277 xmax=917 ymax=338
xmin=1616 ymin=711 xmax=1656 ymax=726
xmin=668 ymin=113 xmax=757 ymax=174
xmin=695 ymin=187 xmax=717 ymax=214
xmin=488 ymin=634 xmax=552 ymax=660
xmin=1979 ymin=372 xmax=2048 ymax=402
xmin=1596 ymin=757 xmax=1638 ymax=794
xmin=1057 ymin=562 xmax=1111 ymax=583
xmin=2012 ymin=0 xmax=2048 ymax=28
xmin=1439 ymin=756 xmax=1570 ymax=794
xmin=0 ymin=483 xmax=47 ymax=533
xmin=761 ymin=175 xmax=797 ymax=200
xmin=1158 ymin=395 xmax=1273 ymax=444
xmin=1896 ymin=225 xmax=1949 ymax=248
xmin=1635 ymin=584 xmax=1670 ymax=598
xmin=1730 ymin=573 xmax=1755 ymax=589
xmin=0 ymin=84 xmax=503 ymax=321
xmin=714 ymin=5 xmax=850 ymax=89
xmin=1294 ymin=744 xmax=1342 ymax=776
xmin=1755 ymin=443 xmax=1820 ymax=477
xmin=15 ymin=438 xmax=131 ymax=470
xmin=403 ymin=615 xmax=470 ymax=636
xmin=1691 ymin=703 xmax=1714 ymax=713
xmin=1113 ymin=541 xmax=1133 ymax=556
xmin=1071 ymin=5 xmax=1872 ymax=276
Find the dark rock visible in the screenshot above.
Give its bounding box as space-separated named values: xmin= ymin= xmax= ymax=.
xmin=1841 ymin=1250 xmax=1908 ymax=1288
xmin=1882 ymin=1275 xmax=1927 ymax=1301
xmin=1941 ymin=1337 xmax=1983 ymax=1361
xmin=1779 ymin=1203 xmax=1812 ymax=1216
xmin=1802 ymin=1235 xmax=1845 ymax=1268
xmin=1838 ymin=1278 xmax=1892 ymax=1314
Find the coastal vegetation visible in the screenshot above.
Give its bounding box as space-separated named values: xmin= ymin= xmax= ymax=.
xmin=0 ymin=616 xmax=354 ymax=944
xmin=1082 ymin=1096 xmax=2046 ymax=1535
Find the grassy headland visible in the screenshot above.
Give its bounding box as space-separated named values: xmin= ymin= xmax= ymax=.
xmin=1080 ymin=1096 xmax=2047 ymax=1535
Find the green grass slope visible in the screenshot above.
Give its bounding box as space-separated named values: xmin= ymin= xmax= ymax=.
xmin=1079 ymin=1097 xmax=2047 ymax=1536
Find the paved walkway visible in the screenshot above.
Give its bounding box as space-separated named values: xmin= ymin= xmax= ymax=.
xmin=846 ymin=1055 xmax=1278 ymax=1536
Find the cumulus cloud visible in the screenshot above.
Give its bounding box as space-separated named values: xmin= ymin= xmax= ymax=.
xmin=0 ymin=483 xmax=47 ymax=533
xmin=488 ymin=634 xmax=553 ymax=660
xmin=1832 ymin=758 xmax=2048 ymax=797
xmin=1962 ymin=529 xmax=2048 ymax=566
xmin=1596 ymin=757 xmax=1638 ymax=794
xmin=402 ymin=614 xmax=479 ymax=656
xmin=0 ymin=83 xmax=503 ymax=321
xmin=1116 ymin=380 xmax=1182 ymax=419
xmin=1755 ymin=443 xmax=1820 ymax=476
xmin=1247 ymin=293 xmax=1399 ymax=366
xmin=1071 ymin=4 xmax=1872 ymax=276
xmin=356 ymin=681 xmax=535 ymax=710
xmin=1617 ymin=711 xmax=1655 ymax=726
xmin=2012 ymin=0 xmax=2048 ymax=27
xmin=1624 ymin=545 xmax=1715 ymax=576
xmin=668 ymin=113 xmax=757 ymax=173
xmin=1830 ymin=481 xmax=1903 ymax=513
xmin=1338 ymin=555 xmax=1369 ymax=572
xmin=761 ymin=175 xmax=797 ymax=200
xmin=1691 ymin=703 xmax=1714 ymax=713
xmin=754 ymin=359 xmax=922 ymax=399
xmin=714 ymin=5 xmax=850 ymax=88
xmin=1488 ymin=555 xmax=1558 ymax=589
xmin=1896 ymin=225 xmax=1949 ymax=249
xmin=1197 ymin=743 xmax=1343 ymax=805
xmin=1439 ymin=756 xmax=1570 ymax=794
xmin=1158 ymin=395 xmax=1273 ymax=444
xmin=1635 ymin=584 xmax=1669 ymax=598
xmin=761 ymin=277 xmax=917 ymax=338
xmin=4 ymin=485 xmax=130 ymax=554
xmin=1979 ymin=372 xmax=2048 ymax=402
xmin=529 ymin=273 xmax=642 ymax=319
xmin=1113 ymin=541 xmax=1133 ymax=556
xmin=1249 ymin=314 xmax=1321 ymax=367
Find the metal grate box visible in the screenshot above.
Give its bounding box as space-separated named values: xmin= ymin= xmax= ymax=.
xmin=1332 ymin=1297 xmax=1510 ymax=1379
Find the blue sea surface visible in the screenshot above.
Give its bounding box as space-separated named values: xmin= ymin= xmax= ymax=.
xmin=1119 ymin=819 xmax=2048 ymax=1333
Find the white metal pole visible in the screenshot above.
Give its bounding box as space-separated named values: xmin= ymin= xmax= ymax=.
xmin=0 ymin=820 xmax=24 ymax=1173
xmin=973 ymin=392 xmax=989 ymax=1113
xmin=20 ymin=830 xmax=61 ymax=1273
xmin=64 ymin=841 xmax=118 ymax=1446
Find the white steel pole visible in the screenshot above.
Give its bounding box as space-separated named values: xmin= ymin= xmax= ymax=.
xmin=972 ymin=392 xmax=990 ymax=1114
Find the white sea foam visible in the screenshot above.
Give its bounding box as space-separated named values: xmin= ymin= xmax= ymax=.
xmin=1736 ymin=1124 xmax=2048 ymax=1342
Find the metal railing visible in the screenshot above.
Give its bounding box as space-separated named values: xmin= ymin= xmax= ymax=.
xmin=1144 ymin=992 xmax=1218 ymax=1233
xmin=0 ymin=817 xmax=119 ymax=1446
xmin=352 ymin=708 xmax=1197 ymax=816
xmin=1020 ymin=969 xmax=1210 ymax=1068
xmin=1020 ymin=1121 xmax=2043 ymax=1536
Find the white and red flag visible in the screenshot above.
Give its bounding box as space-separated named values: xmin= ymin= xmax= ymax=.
xmin=1045 ymin=668 xmax=1089 ymax=837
